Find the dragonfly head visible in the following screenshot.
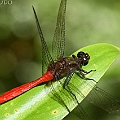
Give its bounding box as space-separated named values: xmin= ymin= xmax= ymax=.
xmin=77 ymin=52 xmax=90 ymax=66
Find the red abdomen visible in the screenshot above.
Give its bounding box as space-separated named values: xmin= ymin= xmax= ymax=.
xmin=0 ymin=71 xmax=54 ymax=104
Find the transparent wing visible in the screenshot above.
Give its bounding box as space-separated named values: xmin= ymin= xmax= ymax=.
xmin=72 ymin=104 xmax=91 ymax=120
xmin=32 ymin=7 xmax=54 ymax=74
xmin=87 ymin=86 xmax=120 ymax=116
xmin=52 ymin=0 xmax=66 ymax=60
xmin=46 ymin=75 xmax=91 ymax=120
xmin=67 ymin=81 xmax=91 ymax=120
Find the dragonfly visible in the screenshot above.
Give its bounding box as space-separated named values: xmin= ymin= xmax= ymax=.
xmin=0 ymin=0 xmax=120 ymax=119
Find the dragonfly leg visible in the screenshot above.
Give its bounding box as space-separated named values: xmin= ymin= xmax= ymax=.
xmin=81 ymin=69 xmax=96 ymax=75
xmin=63 ymin=71 xmax=75 ymax=89
xmin=76 ymin=69 xmax=97 ymax=83
xmin=62 ymin=72 xmax=79 ymax=104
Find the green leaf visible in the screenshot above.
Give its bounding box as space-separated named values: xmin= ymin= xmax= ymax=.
xmin=0 ymin=43 xmax=120 ymax=120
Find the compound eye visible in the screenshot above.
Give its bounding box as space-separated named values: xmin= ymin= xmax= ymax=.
xmin=77 ymin=52 xmax=90 ymax=66
xmin=85 ymin=53 xmax=90 ymax=61
xmin=77 ymin=52 xmax=84 ymax=58
xmin=83 ymin=53 xmax=90 ymax=66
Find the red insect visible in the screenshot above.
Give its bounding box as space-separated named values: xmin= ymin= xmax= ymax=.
xmin=0 ymin=2 xmax=94 ymax=104
xmin=0 ymin=0 xmax=120 ymax=119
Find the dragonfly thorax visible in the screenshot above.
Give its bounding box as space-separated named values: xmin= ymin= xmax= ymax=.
xmin=47 ymin=51 xmax=90 ymax=81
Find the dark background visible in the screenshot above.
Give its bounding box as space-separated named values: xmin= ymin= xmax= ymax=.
xmin=0 ymin=0 xmax=120 ymax=120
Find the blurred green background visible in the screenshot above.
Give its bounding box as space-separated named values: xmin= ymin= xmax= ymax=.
xmin=0 ymin=0 xmax=120 ymax=120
